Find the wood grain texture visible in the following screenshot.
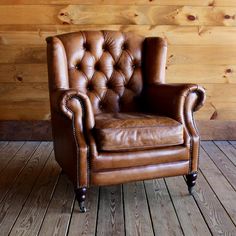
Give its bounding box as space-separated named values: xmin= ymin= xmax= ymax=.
xmin=0 ymin=141 xmax=8 ymax=150
xmin=0 ymin=101 xmax=50 ymax=120
xmin=1 ymin=82 xmax=236 ymax=120
xmin=201 ymin=141 xmax=236 ymax=190
xmin=1 ymin=5 xmax=236 ymax=26
xmin=0 ymin=141 xmax=236 ymax=235
xmin=0 ymin=121 xmax=52 ymax=140
xmin=192 ymin=170 xmax=236 ymax=235
xmin=68 ymin=187 xmax=99 ymax=236
xmin=199 ymin=146 xmax=236 ymax=225
xmin=0 ymin=142 xmax=52 ymax=235
xmin=144 ymin=179 xmax=183 ymax=236
xmin=1 ymin=63 xmax=235 ymax=84
xmin=2 ymin=25 xmax=236 ymax=46
xmin=214 ymin=141 xmax=236 ymax=166
xmin=1 ymin=1 xmax=236 ymax=6
xmin=39 ymin=172 xmax=74 ymax=236
xmin=165 ymin=176 xmax=211 ymax=236
xmin=97 ymin=185 xmax=125 ymax=236
xmin=9 ymin=151 xmax=60 ymax=236
xmin=2 ymin=44 xmax=236 ymax=65
xmin=123 ymin=181 xmax=154 ymax=236
xmin=0 ymin=1 xmax=236 ymax=129
xmin=0 ymin=141 xmax=24 ymax=173
xmin=197 ymin=120 xmax=236 ymax=140
xmin=0 ymin=142 xmax=39 ymax=203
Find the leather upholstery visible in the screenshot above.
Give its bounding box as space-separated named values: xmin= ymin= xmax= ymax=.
xmin=46 ymin=30 xmax=206 ymax=189
xmin=94 ymin=113 xmax=184 ymax=151
xmin=48 ymin=31 xmax=144 ymax=115
xmin=91 ymin=161 xmax=190 ymax=186
xmin=92 ymin=146 xmax=189 ymax=171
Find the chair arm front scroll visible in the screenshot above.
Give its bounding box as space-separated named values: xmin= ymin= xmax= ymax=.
xmin=50 ymin=89 xmax=95 ymax=188
xmin=145 ymin=83 xmax=206 ymax=172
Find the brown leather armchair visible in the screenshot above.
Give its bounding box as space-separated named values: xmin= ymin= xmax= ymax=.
xmin=46 ymin=31 xmax=206 ymax=212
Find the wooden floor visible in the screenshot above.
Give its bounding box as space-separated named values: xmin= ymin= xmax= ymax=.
xmin=0 ymin=141 xmax=235 ymax=236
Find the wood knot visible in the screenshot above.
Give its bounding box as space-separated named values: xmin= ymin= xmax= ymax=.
xmin=225 ymin=68 xmax=232 ymax=73
xmin=187 ymin=15 xmax=196 ymax=21
xmin=224 ymin=15 xmax=231 ymax=19
xmin=16 ymin=76 xmax=23 ymax=82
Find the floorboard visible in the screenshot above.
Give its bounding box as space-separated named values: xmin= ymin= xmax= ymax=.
xmin=202 ymin=141 xmax=236 ymax=191
xmin=200 ymin=146 xmax=236 ymax=226
xmin=0 ymin=141 xmax=8 ymax=150
xmin=9 ymin=151 xmax=60 ymax=236
xmin=0 ymin=141 xmax=24 ymax=173
xmin=0 ymin=141 xmax=235 ymax=235
xmin=0 ymin=142 xmax=39 ymax=203
xmin=68 ymin=187 xmax=99 ymax=236
xmin=0 ymin=142 xmax=52 ymax=236
xmin=123 ymin=181 xmax=154 ymax=236
xmin=96 ymin=185 xmax=125 ymax=236
xmin=165 ymin=176 xmax=212 ymax=236
xmin=144 ymin=178 xmax=183 ymax=236
xmin=215 ymin=141 xmax=236 ymax=166
xmin=39 ymin=173 xmax=74 ymax=236
xmin=193 ymin=171 xmax=236 ymax=235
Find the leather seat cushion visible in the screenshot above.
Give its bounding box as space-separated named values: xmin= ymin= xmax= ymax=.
xmin=94 ymin=113 xmax=184 ymax=151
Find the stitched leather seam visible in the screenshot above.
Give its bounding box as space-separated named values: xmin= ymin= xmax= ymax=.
xmin=95 ymin=125 xmax=183 ymax=130
xmin=65 ymin=95 xmax=88 ymax=187
xmin=91 ymin=160 xmax=189 ymax=173
xmin=98 ymin=141 xmax=184 ymax=150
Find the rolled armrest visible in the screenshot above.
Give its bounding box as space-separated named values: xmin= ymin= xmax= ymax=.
xmin=51 ymin=89 xmax=95 ymax=130
xmin=50 ymin=89 xmax=95 ymax=187
xmin=145 ymin=83 xmax=206 ymax=121
xmin=145 ymin=83 xmax=206 ymax=173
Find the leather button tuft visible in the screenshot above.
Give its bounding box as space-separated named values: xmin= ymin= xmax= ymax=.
xmin=94 ymin=63 xmax=100 ymax=71
xmin=107 ymin=81 xmax=112 ymax=89
xmin=75 ymin=64 xmax=81 ymax=70
xmin=114 ymin=64 xmax=119 ymax=70
xmin=122 ymin=43 xmax=127 ymax=50
xmin=102 ymin=44 xmax=108 ymax=51
xmin=87 ymin=83 xmax=93 ymax=91
xmin=83 ymin=43 xmax=89 ymax=50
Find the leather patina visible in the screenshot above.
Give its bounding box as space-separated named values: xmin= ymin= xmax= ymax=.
xmin=46 ymin=31 xmax=206 ymax=189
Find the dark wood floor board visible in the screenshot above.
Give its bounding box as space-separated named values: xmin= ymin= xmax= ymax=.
xmin=144 ymin=179 xmax=183 ymax=236
xmin=123 ymin=181 xmax=154 ymax=236
xmin=202 ymin=141 xmax=236 ymax=191
xmin=0 ymin=141 xmax=24 ymax=173
xmin=9 ymin=151 xmax=61 ymax=236
xmin=193 ymin=170 xmax=236 ymax=235
xmin=96 ymin=185 xmax=125 ymax=236
xmin=38 ymin=172 xmax=75 ymax=236
xmin=229 ymin=141 xmax=236 ymax=147
xmin=67 ymin=187 xmax=99 ymax=236
xmin=214 ymin=141 xmax=236 ymax=166
xmin=0 ymin=141 xmax=235 ymax=235
xmin=165 ymin=176 xmax=212 ymax=236
xmin=0 ymin=142 xmax=52 ymax=236
xmin=199 ymin=147 xmax=236 ymax=225
xmin=0 ymin=141 xmax=8 ymax=150
xmin=0 ymin=141 xmax=39 ymax=203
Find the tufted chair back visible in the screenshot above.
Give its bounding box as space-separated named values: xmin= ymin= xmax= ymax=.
xmin=47 ymin=31 xmax=167 ymax=115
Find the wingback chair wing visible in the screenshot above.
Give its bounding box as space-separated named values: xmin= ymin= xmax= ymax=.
xmin=46 ymin=31 xmax=206 ymax=212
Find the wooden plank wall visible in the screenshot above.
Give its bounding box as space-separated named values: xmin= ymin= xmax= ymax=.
xmin=0 ymin=1 xmax=236 ymax=130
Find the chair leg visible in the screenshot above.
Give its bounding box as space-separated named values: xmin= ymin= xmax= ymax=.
xmin=186 ymin=172 xmax=198 ymax=195
xmin=75 ymin=187 xmax=87 ymax=213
